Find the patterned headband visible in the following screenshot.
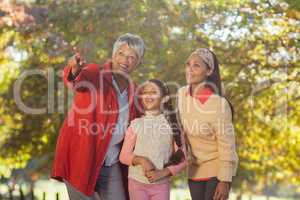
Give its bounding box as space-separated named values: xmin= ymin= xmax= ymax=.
xmin=192 ymin=48 xmax=215 ymax=71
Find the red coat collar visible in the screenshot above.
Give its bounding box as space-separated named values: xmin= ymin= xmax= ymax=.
xmin=186 ymin=85 xmax=214 ymax=104
xmin=102 ymin=59 xmax=113 ymax=83
xmin=103 ymin=59 xmax=113 ymax=70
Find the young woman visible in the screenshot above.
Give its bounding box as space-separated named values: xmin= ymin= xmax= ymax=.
xmin=119 ymin=79 xmax=187 ymax=200
xmin=177 ymin=48 xmax=238 ymax=200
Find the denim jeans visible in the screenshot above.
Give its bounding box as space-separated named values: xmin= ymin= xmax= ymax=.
xmin=65 ymin=162 xmax=126 ymax=200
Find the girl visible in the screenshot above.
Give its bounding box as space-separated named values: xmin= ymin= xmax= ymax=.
xmin=177 ymin=48 xmax=238 ymax=200
xmin=119 ymin=79 xmax=187 ymax=200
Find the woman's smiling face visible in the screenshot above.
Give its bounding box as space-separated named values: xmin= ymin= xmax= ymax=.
xmin=185 ymin=53 xmax=211 ymax=85
xmin=112 ymin=43 xmax=139 ymax=75
xmin=141 ymin=82 xmax=163 ymax=111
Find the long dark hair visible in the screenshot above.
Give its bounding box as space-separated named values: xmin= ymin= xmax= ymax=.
xmin=147 ymin=79 xmax=185 ymax=167
xmin=203 ymin=50 xmax=234 ymax=119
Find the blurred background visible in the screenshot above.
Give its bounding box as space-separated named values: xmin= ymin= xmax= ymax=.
xmin=0 ymin=0 xmax=299 ymax=199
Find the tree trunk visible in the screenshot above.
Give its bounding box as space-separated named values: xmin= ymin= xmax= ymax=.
xmin=30 ymin=187 xmax=35 ymax=200
xmin=19 ymin=186 xmax=25 ymax=200
xmin=8 ymin=188 xmax=13 ymax=200
xmin=56 ymin=193 xmax=60 ymax=200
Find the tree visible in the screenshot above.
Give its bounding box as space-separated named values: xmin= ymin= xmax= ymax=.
xmin=0 ymin=0 xmax=299 ymax=196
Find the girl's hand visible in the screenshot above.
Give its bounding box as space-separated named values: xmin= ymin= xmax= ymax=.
xmin=132 ymin=156 xmax=155 ymax=174
xmin=145 ymin=168 xmax=171 ymax=183
xmin=213 ymin=181 xmax=231 ymax=200
xmin=140 ymin=157 xmax=155 ymax=174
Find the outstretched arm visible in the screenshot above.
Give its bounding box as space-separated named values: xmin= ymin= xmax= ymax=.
xmin=63 ymin=53 xmax=100 ymax=92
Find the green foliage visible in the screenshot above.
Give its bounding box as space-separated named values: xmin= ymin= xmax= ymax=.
xmin=0 ymin=0 xmax=299 ymax=194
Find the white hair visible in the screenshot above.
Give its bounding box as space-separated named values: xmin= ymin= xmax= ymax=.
xmin=112 ymin=33 xmax=145 ymax=62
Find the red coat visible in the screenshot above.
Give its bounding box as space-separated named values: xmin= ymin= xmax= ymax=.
xmin=51 ymin=61 xmax=142 ymax=197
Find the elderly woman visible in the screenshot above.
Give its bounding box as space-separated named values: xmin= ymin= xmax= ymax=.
xmin=51 ymin=33 xmax=145 ymax=200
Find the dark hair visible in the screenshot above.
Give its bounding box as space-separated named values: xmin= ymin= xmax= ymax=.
xmin=147 ymin=79 xmax=185 ymax=167
xmin=203 ymin=50 xmax=234 ymax=119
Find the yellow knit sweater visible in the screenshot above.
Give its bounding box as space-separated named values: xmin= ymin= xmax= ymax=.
xmin=177 ymin=86 xmax=238 ymax=182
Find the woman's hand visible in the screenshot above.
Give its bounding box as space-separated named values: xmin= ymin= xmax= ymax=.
xmin=213 ymin=181 xmax=231 ymax=200
xmin=68 ymin=52 xmax=86 ymax=75
xmin=132 ymin=156 xmax=155 ymax=174
xmin=145 ymin=168 xmax=171 ymax=183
